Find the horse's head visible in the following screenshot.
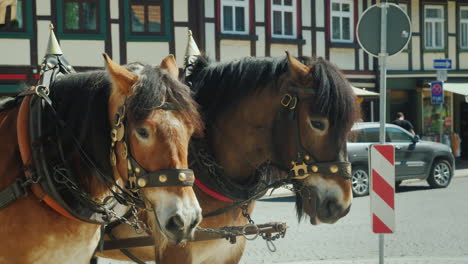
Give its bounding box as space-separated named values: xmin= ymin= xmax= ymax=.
xmin=103 ymin=54 xmax=204 ymax=244
xmin=273 ymin=53 xmax=360 ymax=225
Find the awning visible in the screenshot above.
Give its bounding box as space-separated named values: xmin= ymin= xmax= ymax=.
xmin=352 ymin=86 xmax=379 ymax=97
xmin=444 ymin=83 xmax=468 ymax=96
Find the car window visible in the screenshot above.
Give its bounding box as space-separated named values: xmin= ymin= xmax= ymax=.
xmin=387 ymin=127 xmax=413 ymax=143
xmin=353 ymin=128 xmax=380 ymax=143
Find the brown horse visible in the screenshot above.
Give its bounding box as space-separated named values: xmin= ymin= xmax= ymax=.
xmin=0 ymin=55 xmax=203 ymax=263
xmin=97 ymin=53 xmax=360 ymax=263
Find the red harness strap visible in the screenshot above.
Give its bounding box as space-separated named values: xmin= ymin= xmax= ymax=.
xmin=194 ymin=178 xmax=233 ymax=202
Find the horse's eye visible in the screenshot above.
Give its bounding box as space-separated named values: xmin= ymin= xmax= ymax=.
xmin=311 ymin=120 xmax=325 ymax=131
xmin=136 ymin=128 xmax=149 ymax=139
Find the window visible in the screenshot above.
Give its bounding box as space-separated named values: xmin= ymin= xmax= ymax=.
xmin=124 ymin=0 xmax=170 ymax=41
xmin=460 ymin=7 xmax=468 ymax=49
xmin=0 ymin=0 xmax=32 ymax=38
xmin=387 ymin=127 xmax=412 ymax=143
xmin=0 ymin=0 xmax=25 ymax=32
xmin=129 ymin=0 xmax=164 ymax=35
xmin=271 ymin=0 xmax=296 ymax=39
xmin=330 ymin=0 xmax=353 ymax=43
xmin=424 ymin=5 xmax=445 ymax=50
xmin=62 ymin=0 xmax=99 ymax=33
xmin=57 ymin=0 xmax=105 ymax=39
xmin=221 ymin=0 xmax=249 ymax=34
xmin=355 ymin=128 xmax=379 ymax=143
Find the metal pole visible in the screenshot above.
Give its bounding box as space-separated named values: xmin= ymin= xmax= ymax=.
xmin=378 ymin=1 xmax=388 ymax=264
xmin=371 ymin=101 xmax=375 ymax=122
xmin=440 ymin=97 xmax=443 ymax=142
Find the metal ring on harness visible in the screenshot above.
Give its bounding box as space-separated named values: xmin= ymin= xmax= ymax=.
xmin=241 ymin=224 xmax=259 ymax=240
xmin=35 ymin=85 xmax=50 ymax=97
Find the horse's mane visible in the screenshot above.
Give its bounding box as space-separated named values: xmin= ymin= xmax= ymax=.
xmin=188 ymin=56 xmax=360 ymax=142
xmin=49 ymin=63 xmax=203 ymax=176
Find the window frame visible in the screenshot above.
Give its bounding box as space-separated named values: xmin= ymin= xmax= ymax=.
xmin=330 ymin=0 xmax=354 ymax=44
xmin=0 ymin=0 xmax=33 ymax=39
xmin=220 ymin=0 xmax=249 ymax=35
xmin=56 ymin=0 xmax=106 ymax=40
xmin=460 ymin=6 xmax=468 ymax=50
xmin=424 ymin=5 xmax=445 ymax=50
xmin=123 ymin=0 xmax=171 ymax=42
xmin=270 ymin=0 xmax=297 ymax=39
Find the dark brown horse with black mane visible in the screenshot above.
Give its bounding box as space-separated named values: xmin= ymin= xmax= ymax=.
xmin=98 ymin=53 xmax=360 ymax=263
xmin=0 ymin=55 xmax=204 ymax=263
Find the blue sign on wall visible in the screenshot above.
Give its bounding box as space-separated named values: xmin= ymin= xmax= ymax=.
xmin=431 ymin=81 xmax=444 ymax=104
xmin=433 ymin=59 xmax=452 ymax=69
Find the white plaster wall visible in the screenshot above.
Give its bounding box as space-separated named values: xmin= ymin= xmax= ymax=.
xmin=302 ymin=30 xmax=312 ymax=57
xmin=175 ymin=26 xmax=189 ymax=66
xmin=205 ymin=0 xmax=215 ymax=18
xmin=0 ymin=39 xmax=30 ymax=65
xmin=302 ymin=0 xmax=311 ymax=27
xmin=174 ymin=0 xmax=188 ymax=22
xmin=255 ymin=0 xmax=264 ymax=22
xmin=359 ymin=49 xmax=364 ymax=70
xmin=37 ymin=20 xmax=52 ymax=64
xmin=256 ymin=26 xmax=265 ymax=57
xmin=37 ymin=0 xmax=51 ymax=16
xmin=126 ymin=42 xmax=169 ymax=65
xmin=316 ymin=0 xmax=325 ymax=28
xmin=411 ymin=36 xmax=421 ymax=70
xmin=316 ymin=31 xmax=325 ymax=57
xmin=270 ymin=44 xmax=297 ymax=57
xmin=329 ymin=48 xmax=355 ymax=70
xmin=449 ymin=37 xmax=457 ymax=69
xmin=387 ymin=52 xmax=409 ymax=70
xmin=460 ymin=53 xmax=468 ymax=69
xmin=411 ymin=0 xmax=420 ymax=32
xmin=423 ymin=52 xmax=446 ymax=71
xmin=448 ymin=1 xmax=456 ymax=34
xmin=220 ymin=40 xmax=250 ymax=62
xmin=205 ymin=23 xmax=216 ymax=59
xmin=110 ymin=0 xmax=119 ymax=20
xmin=61 ymin=40 xmax=105 ymax=67
xmin=111 ymin=24 xmax=120 ymax=64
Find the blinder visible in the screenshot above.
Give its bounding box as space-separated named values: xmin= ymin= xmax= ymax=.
xmin=109 ymin=102 xmax=196 ymax=191
xmin=275 ymin=92 xmax=352 ymax=181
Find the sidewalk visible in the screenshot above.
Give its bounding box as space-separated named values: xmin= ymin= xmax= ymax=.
xmin=261 ymin=159 xmax=468 ymax=200
xmin=273 ymin=257 xmax=468 ymax=264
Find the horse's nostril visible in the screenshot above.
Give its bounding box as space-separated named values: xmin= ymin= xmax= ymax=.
xmin=190 ymin=216 xmax=201 ymax=229
xmin=324 ymin=198 xmax=341 ymax=217
xmin=166 ymin=214 xmax=185 ymax=232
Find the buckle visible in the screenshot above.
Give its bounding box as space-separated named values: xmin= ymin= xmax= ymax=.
xmin=280 ymin=94 xmax=297 ymax=110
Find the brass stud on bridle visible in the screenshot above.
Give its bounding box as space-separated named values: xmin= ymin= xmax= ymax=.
xmin=159 ymin=174 xmax=167 ymax=183
xmin=311 ymin=165 xmax=318 ymax=173
xmin=137 ymin=178 xmax=147 ymax=187
xmin=178 ymin=172 xmax=186 ymax=181
xmin=330 ymin=165 xmax=339 ymax=174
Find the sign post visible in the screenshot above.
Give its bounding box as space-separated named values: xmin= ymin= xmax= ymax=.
xmin=357 ymin=2 xmax=410 ymax=263
xmin=433 ymin=59 xmax=451 ymax=143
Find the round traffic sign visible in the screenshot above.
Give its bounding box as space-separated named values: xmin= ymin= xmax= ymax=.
xmin=357 ymin=3 xmax=412 ymax=57
xmin=432 ymin=83 xmax=442 ymax=96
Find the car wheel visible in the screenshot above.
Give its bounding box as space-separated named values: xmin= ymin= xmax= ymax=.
xmin=351 ymin=166 xmax=369 ymax=197
xmin=427 ymin=159 xmax=452 ymax=188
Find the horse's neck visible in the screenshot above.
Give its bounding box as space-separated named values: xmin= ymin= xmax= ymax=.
xmin=209 ymin=89 xmax=282 ymax=182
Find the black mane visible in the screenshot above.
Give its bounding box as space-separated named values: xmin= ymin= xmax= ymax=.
xmin=188 ymin=56 xmax=359 ymax=141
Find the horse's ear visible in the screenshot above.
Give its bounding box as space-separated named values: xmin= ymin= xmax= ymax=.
xmin=160 ymin=54 xmax=179 ymax=79
xmin=286 ymin=51 xmax=310 ymax=79
xmin=103 ymin=53 xmax=138 ymax=95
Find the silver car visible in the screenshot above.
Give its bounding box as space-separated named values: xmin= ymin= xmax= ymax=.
xmin=347 ymin=122 xmax=455 ymax=197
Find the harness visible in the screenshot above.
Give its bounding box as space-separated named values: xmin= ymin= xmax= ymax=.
xmin=0 ymin=54 xmax=195 ymax=225
xmin=191 ymin=91 xmax=352 ymax=218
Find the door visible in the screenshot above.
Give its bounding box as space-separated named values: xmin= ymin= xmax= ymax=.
xmin=386 ymin=127 xmax=426 ymax=177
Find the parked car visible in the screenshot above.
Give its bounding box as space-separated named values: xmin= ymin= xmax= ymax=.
xmin=347 ymin=122 xmax=455 ymax=197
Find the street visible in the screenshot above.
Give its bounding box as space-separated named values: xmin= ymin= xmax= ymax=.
xmin=241 ymin=175 xmax=468 ymax=263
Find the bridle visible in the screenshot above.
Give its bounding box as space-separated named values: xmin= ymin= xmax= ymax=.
xmin=109 ymin=102 xmax=195 ymax=191
xmin=274 ymin=91 xmax=352 ymax=181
